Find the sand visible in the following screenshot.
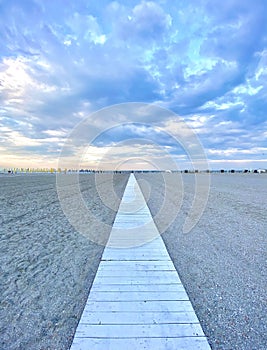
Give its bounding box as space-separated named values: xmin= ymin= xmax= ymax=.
xmin=136 ymin=173 xmax=267 ymax=350
xmin=1 ymin=172 xmax=266 ymax=350
xmin=0 ymin=173 xmax=129 ymax=350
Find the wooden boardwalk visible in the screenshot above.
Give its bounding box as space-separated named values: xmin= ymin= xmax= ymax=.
xmin=71 ymin=174 xmax=211 ymax=350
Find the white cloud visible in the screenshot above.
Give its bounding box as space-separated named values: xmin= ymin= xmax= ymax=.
xmin=201 ymin=99 xmax=245 ymax=111
xmin=208 ymin=147 xmax=267 ymax=157
xmin=0 ymin=56 xmax=58 ymax=106
xmin=0 ymin=126 xmax=65 ymax=149
xmin=42 ymin=129 xmax=68 ymax=137
xmin=114 ymin=1 xmax=172 ymax=40
xmin=232 ymin=83 xmax=263 ymax=96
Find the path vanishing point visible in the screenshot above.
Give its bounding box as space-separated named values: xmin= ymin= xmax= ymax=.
xmin=70 ymin=174 xmax=211 ymax=350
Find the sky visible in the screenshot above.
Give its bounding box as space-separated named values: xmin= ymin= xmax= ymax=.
xmin=0 ymin=0 xmax=267 ymax=170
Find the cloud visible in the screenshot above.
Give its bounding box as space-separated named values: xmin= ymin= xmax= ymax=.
xmin=117 ymin=1 xmax=172 ymax=40
xmin=80 ymin=141 xmax=184 ymax=170
xmin=0 ymin=0 xmax=266 ymax=169
xmin=200 ymin=0 xmax=267 ymax=72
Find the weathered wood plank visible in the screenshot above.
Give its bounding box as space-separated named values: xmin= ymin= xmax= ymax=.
xmin=97 ymin=262 xmax=176 ymax=271
xmin=94 ymin=270 xmax=180 ymax=278
xmin=75 ymin=323 xmax=205 ymax=338
xmin=92 ymin=275 xmax=182 ymax=284
xmin=79 ymin=310 xmax=200 ymax=325
xmin=90 ymin=283 xmax=184 ymax=292
xmin=88 ymin=290 xmax=189 ymax=301
xmin=82 ymin=300 xmax=196 ymax=313
xmin=71 ymin=337 xmax=211 ymax=350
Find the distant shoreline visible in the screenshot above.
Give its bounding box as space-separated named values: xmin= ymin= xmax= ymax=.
xmin=0 ymin=169 xmax=266 ymax=175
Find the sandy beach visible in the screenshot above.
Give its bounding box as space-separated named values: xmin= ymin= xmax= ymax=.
xmin=136 ymin=173 xmax=267 ymax=350
xmin=1 ymin=172 xmax=266 ymax=349
xmin=0 ymin=173 xmax=129 ymax=350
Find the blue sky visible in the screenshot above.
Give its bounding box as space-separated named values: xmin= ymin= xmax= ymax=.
xmin=0 ymin=0 xmax=266 ymax=170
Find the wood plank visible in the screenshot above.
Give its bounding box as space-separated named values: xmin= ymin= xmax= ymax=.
xmin=94 ymin=270 xmax=180 ymax=278
xmin=102 ymin=253 xmax=170 ymax=259
xmin=104 ymin=242 xmax=165 ymax=248
xmin=78 ymin=310 xmax=200 ymax=325
xmin=88 ymin=290 xmax=189 ymax=301
xmin=97 ymin=262 xmax=176 ymax=271
xmin=107 ymin=240 xmax=162 ymax=247
xmin=75 ymin=323 xmax=205 ymax=338
xmin=102 ymin=243 xmax=164 ymax=250
xmin=103 ymin=247 xmax=167 ymax=252
xmin=71 ymin=337 xmax=211 ymax=350
xmin=92 ymin=276 xmax=182 ymax=284
xmin=90 ymin=283 xmax=185 ymax=292
xmin=105 ymin=241 xmax=164 ymax=247
xmin=82 ymin=300 xmax=196 ymax=313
